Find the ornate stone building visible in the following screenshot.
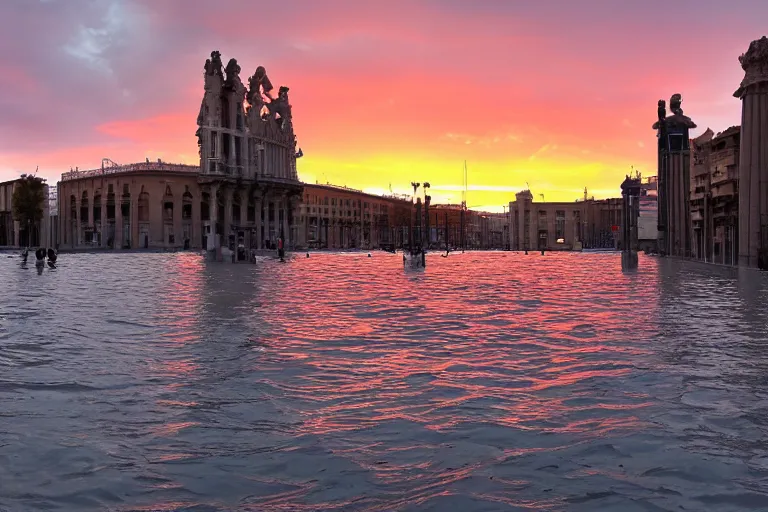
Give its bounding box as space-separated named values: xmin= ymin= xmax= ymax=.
xmin=509 ymin=190 xmax=622 ymax=251
xmin=653 ymin=93 xmax=696 ymax=258
xmin=57 ymin=160 xmax=201 ymax=249
xmin=690 ymin=126 xmax=740 ymax=265
xmin=734 ymin=36 xmax=768 ymax=268
xmin=195 ymin=51 xmax=303 ymax=253
xmin=296 ymin=183 xmax=412 ymax=249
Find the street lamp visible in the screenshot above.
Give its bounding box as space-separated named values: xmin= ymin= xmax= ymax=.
xmin=411 ymin=181 xmax=421 ymax=202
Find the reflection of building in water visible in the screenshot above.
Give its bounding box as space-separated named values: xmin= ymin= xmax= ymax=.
xmin=508 ymin=189 xmax=622 ymax=251
xmin=0 ymin=178 xmax=52 ymax=248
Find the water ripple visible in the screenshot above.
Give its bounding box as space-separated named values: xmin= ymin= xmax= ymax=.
xmin=0 ymin=251 xmax=767 ymax=510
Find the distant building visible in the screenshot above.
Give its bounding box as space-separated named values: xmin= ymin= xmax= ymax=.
xmin=638 ymin=176 xmax=658 ymax=252
xmin=690 ymin=126 xmax=740 ymax=265
xmin=0 ymin=178 xmax=51 ymax=249
xmin=195 ymin=52 xmax=303 ymax=253
xmin=508 ymin=190 xmax=622 ymax=251
xmin=58 ymin=161 xmax=201 ymax=249
xmin=296 ymin=183 xmax=412 ymax=249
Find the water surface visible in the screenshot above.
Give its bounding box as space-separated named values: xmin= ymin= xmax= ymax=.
xmin=1 ymin=251 xmax=767 ymax=511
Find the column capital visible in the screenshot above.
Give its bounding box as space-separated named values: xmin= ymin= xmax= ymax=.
xmin=735 ymin=36 xmax=768 ymax=98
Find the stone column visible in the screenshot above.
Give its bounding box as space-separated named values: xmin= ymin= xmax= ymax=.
xmin=282 ymin=195 xmax=289 ymax=245
xmin=74 ymin=198 xmax=80 ymax=247
xmin=653 ymin=93 xmax=696 ymax=258
xmin=88 ymin=192 xmax=94 ymax=244
xmin=191 ymin=195 xmax=201 ymax=249
xmin=100 ymin=194 xmax=108 ymax=247
xmin=268 ymin=199 xmax=275 ymax=244
xmin=58 ymin=189 xmax=66 ymax=248
xmin=735 ymin=36 xmax=768 ymax=268
xmin=173 ymin=194 xmax=183 ymax=248
xmin=223 ymin=187 xmax=233 ymax=250
xmin=115 ymin=196 xmax=123 ymax=249
xmin=208 ymin=183 xmax=219 ymax=251
xmin=255 ymin=196 xmax=263 ymax=250
xmin=130 ymin=194 xmax=139 ymax=249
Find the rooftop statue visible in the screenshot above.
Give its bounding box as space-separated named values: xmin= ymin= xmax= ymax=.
xmin=224 ymin=58 xmax=242 ymax=90
xmin=657 ymin=99 xmax=666 ymax=126
xmin=670 ymin=93 xmax=683 ymax=116
xmin=264 ymin=86 xmax=293 ymax=131
xmin=248 ymin=66 xmax=274 ymax=103
xmin=205 ymin=51 xmax=223 ymax=76
xmin=652 ymin=93 xmax=696 ymax=131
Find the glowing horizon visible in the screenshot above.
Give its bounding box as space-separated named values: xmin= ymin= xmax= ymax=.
xmin=0 ymin=0 xmax=762 ymax=208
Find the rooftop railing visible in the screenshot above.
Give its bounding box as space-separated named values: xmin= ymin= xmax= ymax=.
xmin=61 ymin=162 xmax=200 ymax=182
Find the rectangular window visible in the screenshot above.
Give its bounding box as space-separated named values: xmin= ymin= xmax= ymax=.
xmin=555 ymin=210 xmax=565 ymax=239
xmin=210 ymin=132 xmax=217 ymax=158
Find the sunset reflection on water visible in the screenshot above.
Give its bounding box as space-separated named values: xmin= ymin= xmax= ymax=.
xmin=2 ymin=251 xmax=768 ymax=511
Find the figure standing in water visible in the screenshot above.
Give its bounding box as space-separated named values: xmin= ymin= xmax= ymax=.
xmin=277 ymin=236 xmax=285 ymax=262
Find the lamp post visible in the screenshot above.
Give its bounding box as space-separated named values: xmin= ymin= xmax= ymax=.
xmin=409 ymin=182 xmax=420 ymax=253
xmin=423 ymin=182 xmax=431 ymax=248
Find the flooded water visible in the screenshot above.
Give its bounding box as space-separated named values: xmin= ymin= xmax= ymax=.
xmin=1 ymin=251 xmax=768 ymax=511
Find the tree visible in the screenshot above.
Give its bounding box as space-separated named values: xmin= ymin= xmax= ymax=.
xmin=12 ymin=172 xmax=46 ymax=247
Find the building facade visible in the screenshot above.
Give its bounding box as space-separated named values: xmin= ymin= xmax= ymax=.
xmin=0 ymin=178 xmax=52 ymax=249
xmin=57 ymin=161 xmax=202 ymax=250
xmin=638 ymin=176 xmax=659 ymax=251
xmin=195 ymin=51 xmax=303 ymax=254
xmin=509 ymin=190 xmax=622 ymax=251
xmin=689 ymin=126 xmax=740 ymax=265
xmin=296 ymin=183 xmax=412 ymax=249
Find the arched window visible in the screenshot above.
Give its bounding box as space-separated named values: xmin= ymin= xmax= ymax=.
xmin=138 ymin=190 xmax=150 ymax=222
xmin=182 ymin=187 xmax=193 ymax=220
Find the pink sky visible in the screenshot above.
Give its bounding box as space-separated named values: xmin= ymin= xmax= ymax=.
xmin=0 ymin=0 xmax=763 ymax=208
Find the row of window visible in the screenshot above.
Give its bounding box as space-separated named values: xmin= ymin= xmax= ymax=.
xmin=304 ymin=194 xmax=384 ymax=213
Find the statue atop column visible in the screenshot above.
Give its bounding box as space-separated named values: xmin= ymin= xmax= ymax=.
xmin=223 ymin=58 xmax=244 ymax=95
xmin=198 ymin=50 xmax=224 ymax=126
xmin=265 ymin=86 xmax=293 ymax=132
xmin=247 ymin=66 xmax=274 ymax=111
xmin=734 ymin=35 xmax=768 ymax=98
xmin=204 ymin=51 xmax=223 ymax=77
xmin=653 ymin=93 xmax=696 ymax=151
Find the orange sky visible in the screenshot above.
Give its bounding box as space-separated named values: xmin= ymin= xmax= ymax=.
xmin=0 ymin=0 xmax=763 ymax=211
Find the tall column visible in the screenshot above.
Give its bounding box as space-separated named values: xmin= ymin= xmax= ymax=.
xmin=58 ymin=188 xmax=66 ymax=248
xmin=268 ymin=199 xmax=275 ymax=244
xmin=208 ymin=184 xmax=219 ymax=251
xmin=100 ymin=194 xmax=107 ymax=247
xmin=735 ymin=36 xmax=768 ymax=268
xmin=255 ymin=196 xmax=263 ymax=250
xmin=88 ymin=191 xmax=94 ymax=244
xmin=115 ymin=196 xmax=124 ymax=249
xmin=223 ymin=187 xmax=233 ymax=250
xmin=74 ymin=198 xmax=80 ymax=247
xmin=130 ymin=194 xmax=139 ymax=249
xmin=653 ymin=93 xmax=696 ymax=258
xmin=191 ymin=195 xmax=201 ymax=249
xmin=282 ymin=195 xmax=289 ymax=245
xmin=173 ymin=194 xmax=183 ymax=248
